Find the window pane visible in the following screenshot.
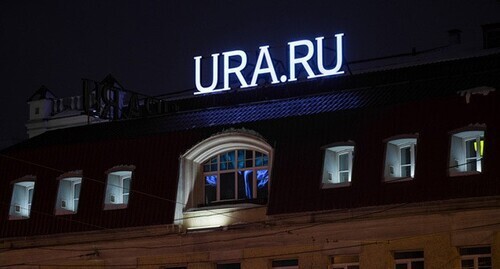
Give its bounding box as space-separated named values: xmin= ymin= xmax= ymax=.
xmin=339 ymin=171 xmax=349 ymax=183
xmin=339 ymin=153 xmax=349 ymax=171
xmin=238 ymin=170 xmax=253 ymax=199
xmin=411 ymin=261 xmax=424 ymax=269
xmin=460 ymin=246 xmax=491 ymax=255
xmin=238 ymin=150 xmax=245 ymax=168
xmin=220 ymin=172 xmax=235 ymax=200
xmin=272 ymin=259 xmax=298 ymax=267
xmin=478 ymin=257 xmax=491 ymax=268
xmin=461 ymin=259 xmax=474 ymax=269
xmin=466 ymin=158 xmax=477 ymax=171
xmin=123 ymin=178 xmax=131 ymax=194
xmin=395 ymin=264 xmax=407 ymax=269
xmin=205 ymin=175 xmax=217 ymax=204
xmin=394 ymin=251 xmax=423 ymax=259
xmin=74 ymin=183 xmax=81 ymax=199
xmin=401 ymin=147 xmax=411 ymax=165
xmin=255 ymin=152 xmax=268 ymax=167
xmin=203 ymin=164 xmax=211 ymax=172
xmin=256 ymin=169 xmax=269 ymax=200
xmin=220 ymin=151 xmax=236 ymax=170
xmin=401 ymin=165 xmax=411 ymax=177
xmin=466 ymin=140 xmax=477 ymax=158
xmin=28 ymin=188 xmax=34 ymax=204
xmin=217 ymin=264 xmax=240 ymax=269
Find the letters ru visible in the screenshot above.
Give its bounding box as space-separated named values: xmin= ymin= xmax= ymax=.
xmin=194 ymin=33 xmax=344 ymax=95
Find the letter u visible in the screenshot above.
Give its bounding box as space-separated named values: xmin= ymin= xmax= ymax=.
xmin=194 ymin=53 xmax=220 ymax=94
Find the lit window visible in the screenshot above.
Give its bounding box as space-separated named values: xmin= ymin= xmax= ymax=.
xmin=394 ymin=251 xmax=424 ymax=269
xmin=330 ymin=255 xmax=359 ymax=269
xmin=104 ymin=168 xmax=134 ymax=210
xmin=9 ymin=180 xmax=35 ymax=219
xmin=217 ymin=263 xmax=241 ymax=269
xmin=176 ymin=130 xmax=273 ymax=225
xmin=384 ymin=138 xmax=417 ymax=181
xmin=460 ymin=246 xmax=491 ymax=269
xmin=272 ymin=259 xmax=299 ymax=269
xmin=203 ymin=149 xmax=269 ymax=205
xmin=55 ymin=173 xmax=82 ymax=215
xmin=449 ymin=130 xmax=484 ymax=176
xmin=322 ymin=144 xmax=354 ymax=187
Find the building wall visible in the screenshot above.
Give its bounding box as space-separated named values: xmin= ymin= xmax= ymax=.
xmin=2 ymin=198 xmax=499 ymax=268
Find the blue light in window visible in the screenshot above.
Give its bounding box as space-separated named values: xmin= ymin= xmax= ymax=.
xmin=238 ymin=170 xmax=253 ymax=199
xmin=257 ymin=169 xmax=269 ymax=188
xmin=205 ymin=175 xmax=217 ymax=186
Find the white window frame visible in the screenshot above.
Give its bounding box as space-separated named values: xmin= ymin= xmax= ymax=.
xmin=73 ymin=181 xmax=81 ymax=210
xmin=104 ymin=167 xmax=134 ymax=210
xmin=384 ymin=137 xmax=417 ymax=182
xmin=27 ymin=187 xmax=34 ymax=212
xmin=394 ymin=250 xmax=424 ymax=269
xmin=330 ymin=255 xmax=360 ymax=269
xmin=331 ymin=263 xmax=360 ymax=269
xmin=202 ymin=149 xmax=270 ymax=203
xmin=272 ymin=259 xmax=299 ymax=269
xmin=55 ymin=174 xmax=82 ymax=215
xmin=176 ymin=130 xmax=273 ymax=225
xmin=394 ymin=258 xmax=424 ymax=269
xmin=460 ymin=246 xmax=491 ymax=269
xmin=9 ymin=179 xmax=35 ymax=220
xmin=449 ymin=129 xmax=485 ymax=176
xmin=322 ymin=144 xmax=355 ymax=188
xmin=399 ymin=144 xmax=414 ymax=178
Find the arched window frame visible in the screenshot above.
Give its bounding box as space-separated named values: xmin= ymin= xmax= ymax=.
xmin=176 ymin=130 xmax=273 ymax=223
xmin=321 ymin=141 xmax=355 ymax=188
xmin=383 ymin=134 xmax=419 ymax=182
xmin=54 ymin=170 xmax=82 ymax=215
xmin=448 ymin=124 xmax=486 ymax=177
xmin=9 ymin=175 xmax=36 ymax=220
xmin=103 ymin=165 xmax=135 ymax=210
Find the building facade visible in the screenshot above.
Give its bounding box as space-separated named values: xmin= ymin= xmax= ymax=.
xmin=1 ymin=50 xmax=499 ymax=268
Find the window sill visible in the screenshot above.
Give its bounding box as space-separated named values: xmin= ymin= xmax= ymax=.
xmin=321 ymin=182 xmax=351 ymax=189
xmin=55 ymin=208 xmax=77 ymax=215
xmin=8 ymin=215 xmax=29 ymax=221
xmin=384 ymin=176 xmax=413 ymax=183
xmin=188 ymin=200 xmax=266 ymax=212
xmin=103 ymin=203 xmax=128 ymax=210
xmin=449 ymin=171 xmax=482 ymax=177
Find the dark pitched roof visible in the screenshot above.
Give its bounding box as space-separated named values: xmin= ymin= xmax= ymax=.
xmin=27 ymin=85 xmax=56 ymax=102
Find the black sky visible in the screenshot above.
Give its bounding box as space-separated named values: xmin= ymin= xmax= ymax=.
xmin=1 ymin=0 xmax=499 ymax=149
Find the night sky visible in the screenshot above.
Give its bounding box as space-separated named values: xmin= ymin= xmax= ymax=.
xmin=1 ymin=0 xmax=499 ymax=149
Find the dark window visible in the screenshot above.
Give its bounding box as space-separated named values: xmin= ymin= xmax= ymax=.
xmin=483 ymin=23 xmax=500 ymax=49
xmin=460 ymin=246 xmax=491 ymax=269
xmin=217 ymin=263 xmax=241 ymax=269
xmin=272 ymin=259 xmax=299 ymax=267
xmin=394 ymin=251 xmax=424 ymax=269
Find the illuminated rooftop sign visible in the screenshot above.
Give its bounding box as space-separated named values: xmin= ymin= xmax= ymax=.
xmin=194 ymin=33 xmax=345 ymax=95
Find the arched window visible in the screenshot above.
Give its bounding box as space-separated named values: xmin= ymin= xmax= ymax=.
xmin=176 ymin=129 xmax=273 ymax=222
xmin=449 ymin=126 xmax=485 ymax=176
xmin=9 ymin=176 xmax=36 ymax=220
xmin=203 ymin=149 xmax=269 ymax=204
xmin=383 ymin=135 xmax=418 ymax=181
xmin=104 ymin=165 xmax=135 ymax=210
xmin=321 ymin=142 xmax=355 ymax=188
xmin=55 ymin=171 xmax=82 ymax=215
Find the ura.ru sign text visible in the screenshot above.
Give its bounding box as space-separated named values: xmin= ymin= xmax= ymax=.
xmin=194 ymin=33 xmax=345 ymax=95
